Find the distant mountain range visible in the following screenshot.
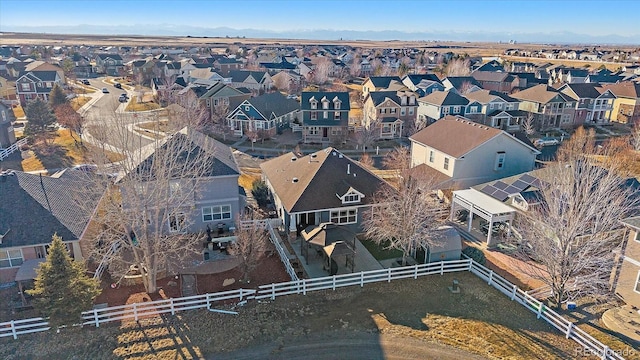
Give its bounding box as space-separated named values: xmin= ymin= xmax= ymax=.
xmin=2 ymin=24 xmax=639 ymax=45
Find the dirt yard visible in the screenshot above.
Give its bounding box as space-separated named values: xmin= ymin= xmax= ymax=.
xmin=0 ymin=273 xmax=594 ymax=360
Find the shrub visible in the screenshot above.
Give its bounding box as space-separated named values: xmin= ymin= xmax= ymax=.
xmin=251 ymin=180 xmax=270 ymax=207
xmin=462 ymin=247 xmax=486 ymax=265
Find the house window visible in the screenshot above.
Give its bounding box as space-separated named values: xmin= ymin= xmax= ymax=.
xmin=429 ymin=150 xmax=434 ymax=163
xmin=202 ymin=205 xmax=232 ymax=222
xmin=334 ymin=111 xmax=340 ymax=120
xmin=0 ymin=249 xmax=24 ymax=268
xmin=468 ymin=106 xmax=478 ymax=114
xmin=168 ymin=212 xmax=186 ymax=233
xmin=324 ymin=111 xmax=328 ymax=119
xmin=390 ymin=108 xmax=397 ymax=114
xmin=331 ymin=128 xmax=342 ymax=136
xmin=308 ymin=127 xmax=319 ymax=135
xmin=453 ymin=106 xmax=461 ymax=113
xmin=322 ymin=100 xmax=329 ymax=110
xmin=310 ymin=100 xmax=317 ymax=109
xmin=206 ymin=99 xmax=211 ymax=107
xmin=342 ymin=194 xmax=361 ymax=203
xmin=245 ymin=105 xmax=250 ymax=111
xmin=20 ymin=83 xmax=30 ymax=91
xmin=443 ymin=157 xmax=450 ymax=170
xmin=334 ymin=101 xmax=341 ymax=110
xmin=494 ymin=152 xmax=506 ymax=170
xmin=409 ymin=107 xmax=414 ymax=115
xmin=635 ymin=270 xmax=640 ymax=293
xmin=330 ymin=208 xmax=357 ymax=224
xmin=442 ymin=107 xmax=450 ymax=115
xmin=489 ymin=103 xmax=495 ymax=110
xmin=311 ymin=111 xmax=317 ymax=120
xmin=400 ymin=108 xmax=406 ymax=116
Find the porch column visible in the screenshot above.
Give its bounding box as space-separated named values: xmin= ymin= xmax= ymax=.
xmin=487 ymin=216 xmax=494 ymax=247
xmin=507 ymin=219 xmax=512 ymax=237
xmin=72 ymin=241 xmax=84 ymax=260
xmin=467 ymin=204 xmax=474 ymax=232
xmin=289 ymin=213 xmax=297 ymax=232
xmin=449 ymin=200 xmax=457 ymax=221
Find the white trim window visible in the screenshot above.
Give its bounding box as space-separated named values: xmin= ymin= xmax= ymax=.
xmin=331 ymin=208 xmax=357 ymax=224
xmin=429 ymin=150 xmax=434 ymax=163
xmin=168 ymin=212 xmax=187 ymax=233
xmin=635 ymin=231 xmax=640 ymax=243
xmin=494 ymin=151 xmax=506 ymax=170
xmin=443 ymin=157 xmax=450 ymax=170
xmin=202 ymin=205 xmax=232 ymax=222
xmin=0 ymin=249 xmax=24 ymax=268
xmin=635 ymin=270 xmax=640 ymax=293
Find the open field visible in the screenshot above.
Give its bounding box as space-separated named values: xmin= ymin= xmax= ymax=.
xmin=0 ymin=273 xmax=594 ymax=360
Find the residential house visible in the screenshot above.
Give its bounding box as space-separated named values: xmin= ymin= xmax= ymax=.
xmin=118 ymin=128 xmax=244 ymax=237
xmin=417 ymin=90 xmax=471 ymax=125
xmin=0 ymin=170 xmax=100 ymax=283
xmin=227 ymin=92 xmax=300 ymax=137
xmin=510 ymin=84 xmax=576 ymax=129
xmin=198 ymin=82 xmax=251 ymax=120
xmin=599 ymin=82 xmax=640 ymax=125
xmin=69 ymin=53 xmax=93 ymax=78
xmin=409 ymin=116 xmax=539 ymax=189
xmin=563 ymin=69 xmax=590 ymax=84
xmin=362 ymin=90 xmax=417 ymax=139
xmin=362 ymin=76 xmax=405 ymax=98
xmin=441 ymin=76 xmax=482 ymax=94
xmin=95 ymin=54 xmax=124 ymax=76
xmin=0 ymin=103 xmax=16 ymax=148
xmin=0 ymin=74 xmax=16 ymax=100
xmin=260 ymin=148 xmax=393 ymax=236
xmin=131 ymin=58 xmax=156 ymax=85
xmin=228 ymin=70 xmax=273 ymax=92
xmin=214 ymin=57 xmax=244 ymax=75
xmin=474 ymin=60 xmax=504 ymax=72
xmin=271 ymin=70 xmax=304 ymax=94
xmin=300 ymin=92 xmax=350 ymax=144
xmin=510 ymin=62 xmax=536 ymax=72
xmin=401 ymin=74 xmax=445 ymax=97
xmin=464 ymin=90 xmax=521 ymax=128
xmin=15 ymin=67 xmax=64 ymax=105
xmin=559 ymin=83 xmax=616 ymax=125
xmin=611 ymin=217 xmax=640 ymax=309
xmin=471 ymin=71 xmax=518 ymax=93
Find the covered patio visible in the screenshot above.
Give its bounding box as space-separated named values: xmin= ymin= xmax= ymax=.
xmin=450 ymin=189 xmax=516 ymax=246
xmin=301 ymin=223 xmax=356 ymax=275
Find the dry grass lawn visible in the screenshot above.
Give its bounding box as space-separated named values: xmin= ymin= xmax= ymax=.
xmin=12 ymin=105 xmax=25 ymax=118
xmin=126 ymin=96 xmax=161 ymax=112
xmin=137 ymin=120 xmax=169 ymax=133
xmin=19 ymin=130 xmax=125 ymax=171
xmin=0 ymin=273 xmax=591 ymax=360
xmin=70 ymin=96 xmax=90 ymax=111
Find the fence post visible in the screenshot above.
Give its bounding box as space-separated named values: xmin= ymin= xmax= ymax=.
xmin=239 ymin=289 xmax=244 ymax=301
xmin=536 ymin=303 xmax=543 ymax=319
xmin=133 ymin=303 xmax=138 ymax=322
xmin=303 ymin=279 xmax=307 ymax=295
xmin=11 ymin=320 xmax=17 ymax=339
xmin=601 ymin=346 xmax=609 ymax=360
xmin=388 ymin=267 xmax=392 ymax=282
xmin=511 ymin=285 xmax=517 ymax=301
xmin=360 ymin=272 xmax=364 ymax=287
xmin=440 ymin=261 xmax=444 ymax=275
xmin=170 ymin=298 xmax=175 ymax=315
xmin=565 ymin=322 xmax=572 ymax=339
xmin=488 ymin=270 xmax=494 ymax=286
xmin=332 ymin=276 xmax=336 ymax=291
xmin=414 ymin=264 xmax=419 ymax=279
xmin=272 ymin=283 xmax=276 ymax=300
xmin=206 ymin=293 xmax=211 ymax=309
xmin=94 ymin=309 xmax=100 ymax=327
xmin=468 ymin=258 xmax=473 ymax=271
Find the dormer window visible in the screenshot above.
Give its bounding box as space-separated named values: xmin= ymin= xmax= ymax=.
xmin=322 ymin=96 xmax=329 ymax=110
xmin=333 ymin=97 xmax=341 ymax=110
xmin=339 ymin=189 xmax=364 ymax=204
xmin=310 ymin=96 xmax=318 ymax=109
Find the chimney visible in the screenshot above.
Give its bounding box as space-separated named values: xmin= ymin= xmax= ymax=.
xmin=347 ymin=164 xmax=350 ymax=175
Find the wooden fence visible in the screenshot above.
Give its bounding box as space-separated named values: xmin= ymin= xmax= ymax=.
xmin=0 ymin=259 xmax=626 ymax=359
xmin=0 ymin=138 xmax=28 ymax=161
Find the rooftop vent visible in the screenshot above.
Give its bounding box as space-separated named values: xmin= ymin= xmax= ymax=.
xmin=292 ymin=177 xmax=299 ymax=183
xmin=310 ymin=153 xmax=317 ymax=158
xmin=291 ymin=157 xmax=297 ymax=162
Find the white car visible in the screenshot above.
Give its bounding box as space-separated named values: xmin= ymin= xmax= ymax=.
xmin=102 ymin=88 xmax=109 ymax=93
xmin=534 ymin=137 xmax=560 ymax=147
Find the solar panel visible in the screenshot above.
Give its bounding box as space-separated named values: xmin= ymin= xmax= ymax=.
xmin=493 ymin=181 xmax=508 ymax=190
xmin=480 ymin=185 xmax=494 ymax=195
xmin=519 ymin=174 xmax=537 ymax=184
xmin=493 ymin=190 xmax=509 ymax=202
xmin=511 ymin=180 xmax=530 ymax=191
xmin=503 ymin=185 xmax=520 ymax=194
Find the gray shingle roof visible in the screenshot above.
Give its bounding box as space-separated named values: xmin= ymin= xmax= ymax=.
xmin=245 ymin=92 xmax=299 ymax=119
xmin=0 ymin=171 xmax=100 ymax=248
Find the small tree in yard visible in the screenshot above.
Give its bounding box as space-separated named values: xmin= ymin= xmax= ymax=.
xmin=251 ymin=179 xmax=270 ymax=207
xmin=48 ymin=84 xmax=68 ymax=109
xmin=358 ymin=152 xmax=375 ymax=170
xmin=363 ymin=168 xmax=447 ymax=266
xmin=229 ymin=215 xmax=270 ymax=283
xmin=24 ymin=98 xmax=57 ymax=145
xmin=54 ymin=103 xmax=85 ymax=144
xmin=27 ymin=235 xmax=101 ymax=329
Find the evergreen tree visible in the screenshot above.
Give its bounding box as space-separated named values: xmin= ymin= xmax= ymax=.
xmin=27 ymin=235 xmax=101 ymax=329
xmin=48 ymin=83 xmax=68 ymax=108
xmin=24 ymin=98 xmax=57 ymax=145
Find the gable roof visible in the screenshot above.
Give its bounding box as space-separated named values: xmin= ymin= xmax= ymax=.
xmin=560 ymin=83 xmax=605 ymax=99
xmin=300 ymin=92 xmax=350 ymax=111
xmin=599 ymin=82 xmax=640 ymax=99
xmin=403 ymin=74 xmax=441 ymax=86
xmin=471 ymin=71 xmax=511 ymax=82
xmin=228 ymin=70 xmax=268 ymax=83
xmin=418 ymin=90 xmax=469 ymax=106
xmin=409 ymin=116 xmax=503 ymax=158
xmin=511 ymin=84 xmax=571 ymax=104
xmin=464 ymin=89 xmax=517 ymax=104
xmin=97 ymin=53 xmax=123 ymax=61
xmin=0 ymin=171 xmax=101 ymax=248
xmin=235 ymin=92 xmax=299 ymax=120
xmin=366 ymin=76 xmax=402 ymax=88
xmin=366 ymin=90 xmax=416 ymax=107
xmin=260 ymin=148 xmax=391 ymax=213
xmin=443 ymin=76 xmax=481 ymax=91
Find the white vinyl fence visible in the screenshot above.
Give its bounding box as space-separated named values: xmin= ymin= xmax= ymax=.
xmin=0 ymin=138 xmax=28 ymax=161
xmin=0 ymin=259 xmax=625 ymax=359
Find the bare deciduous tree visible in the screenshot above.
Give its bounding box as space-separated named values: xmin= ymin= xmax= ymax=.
xmin=358 ymin=152 xmax=375 ymax=170
xmin=54 ymin=103 xmax=86 ymax=144
xmin=556 ymin=126 xmax=596 ymax=162
xmin=229 ymin=215 xmax=270 ymax=283
xmin=83 ymin=121 xmax=216 ymax=294
xmin=349 ymin=55 xmax=362 ymax=78
xmin=631 ymin=122 xmax=640 ymax=151
xmin=363 ymin=172 xmax=447 ymax=266
xmin=511 ymin=160 xmax=637 ymax=308
xmin=382 ymin=146 xmax=411 ymax=172
xmin=312 ymin=57 xmax=332 ymax=84
xmin=522 ymin=113 xmax=535 ymax=136
xmin=445 ymin=58 xmax=471 ymax=76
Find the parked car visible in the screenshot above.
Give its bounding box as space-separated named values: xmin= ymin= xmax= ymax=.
xmin=82 ymin=79 xmax=90 ymax=85
xmin=534 ymin=137 xmax=559 ymax=147
xmin=118 ymin=94 xmax=128 ymax=102
xmin=114 ymin=82 xmax=122 ymax=89
xmin=102 ymin=88 xmax=109 ymax=93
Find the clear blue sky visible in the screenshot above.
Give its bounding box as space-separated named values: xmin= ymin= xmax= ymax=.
xmin=0 ymin=0 xmax=638 ymax=37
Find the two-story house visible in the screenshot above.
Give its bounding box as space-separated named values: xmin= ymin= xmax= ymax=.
xmin=464 ymin=90 xmax=522 ymax=129
xmin=260 ymin=148 xmax=393 ymax=236
xmin=409 ymin=116 xmax=539 ymax=189
xmin=610 ymin=217 xmax=640 ymax=310
xmin=213 ymin=57 xmax=244 ymax=76
xmin=361 ymin=76 xmax=405 ymax=99
xmin=559 ymin=83 xmax=616 ymax=125
xmin=362 ymin=90 xmax=417 ymax=139
xmin=198 ymin=82 xmax=251 ymax=120
xmin=0 ymin=102 xmax=16 ymax=148
xmin=401 ymin=74 xmax=445 ymax=97
xmin=441 ymin=76 xmax=482 ymax=94
xmin=417 ymin=90 xmax=471 ymax=125
xmin=510 ymin=84 xmax=576 ymax=129
xmin=95 ymin=54 xmax=124 ymax=76
xmin=227 ymin=92 xmax=300 ymax=137
xmin=0 ymin=170 xmax=100 ymax=283
xmin=15 ymin=69 xmax=64 ymax=105
xmin=599 ymin=82 xmax=640 ymax=125
xmin=471 ymin=71 xmax=518 ymax=93
xmin=228 ymin=70 xmax=273 ymax=92
xmin=69 ymin=53 xmax=94 ymax=78
xmin=300 ymin=92 xmax=350 ymax=144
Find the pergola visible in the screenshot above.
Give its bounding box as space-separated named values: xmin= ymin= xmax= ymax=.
xmin=450 ymin=189 xmax=516 ymax=246
xmin=301 ymin=223 xmax=356 ymax=274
